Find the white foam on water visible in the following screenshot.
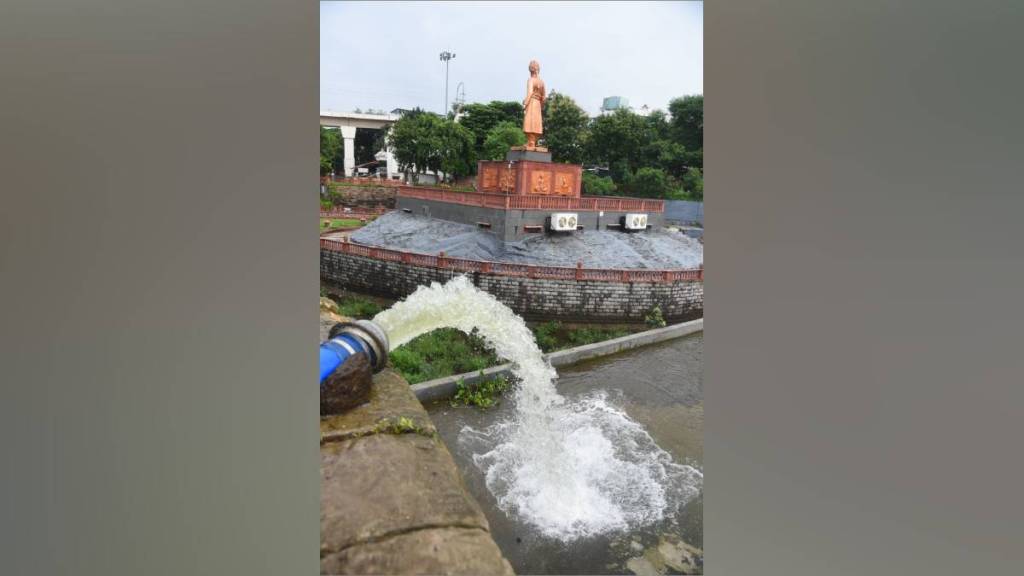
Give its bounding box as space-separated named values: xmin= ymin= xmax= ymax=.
xmin=374 ymin=276 xmax=702 ymax=541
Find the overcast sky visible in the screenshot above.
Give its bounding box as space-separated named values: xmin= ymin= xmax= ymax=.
xmin=320 ymin=1 xmax=702 ymax=117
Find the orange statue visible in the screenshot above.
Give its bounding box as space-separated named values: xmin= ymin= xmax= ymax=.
xmin=522 ymin=60 xmax=546 ymax=149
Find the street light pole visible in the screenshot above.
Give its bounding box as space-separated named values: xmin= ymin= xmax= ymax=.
xmin=439 ymin=50 xmax=456 ymax=116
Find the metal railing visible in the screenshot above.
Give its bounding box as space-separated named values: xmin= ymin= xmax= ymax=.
xmin=320 ymin=237 xmax=702 ymax=283
xmin=397 ymin=186 xmax=665 ymax=212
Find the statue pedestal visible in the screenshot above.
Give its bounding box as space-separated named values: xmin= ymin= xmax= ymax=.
xmin=506 ymin=148 xmax=552 ymax=163
xmin=477 ymin=154 xmax=583 ymax=197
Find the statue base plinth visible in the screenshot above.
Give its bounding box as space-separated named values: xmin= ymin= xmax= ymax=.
xmin=506 ymin=147 xmax=552 ymax=163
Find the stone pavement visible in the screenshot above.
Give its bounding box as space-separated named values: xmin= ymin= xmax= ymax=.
xmin=320 ymin=361 xmax=515 ymax=575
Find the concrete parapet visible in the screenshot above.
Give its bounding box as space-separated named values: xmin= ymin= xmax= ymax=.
xmin=410 ymin=318 xmax=703 ymax=403
xmin=320 ymin=368 xmax=514 ymax=575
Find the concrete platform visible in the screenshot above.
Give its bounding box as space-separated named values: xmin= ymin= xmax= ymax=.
xmin=351 ymin=211 xmax=703 ymax=269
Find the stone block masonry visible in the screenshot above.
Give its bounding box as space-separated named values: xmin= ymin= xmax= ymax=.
xmin=326 ymin=185 xmax=397 ymax=209
xmin=320 ymin=249 xmax=703 ymax=323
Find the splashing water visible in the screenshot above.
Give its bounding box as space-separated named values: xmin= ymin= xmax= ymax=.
xmin=373 ymin=276 xmax=702 ymax=541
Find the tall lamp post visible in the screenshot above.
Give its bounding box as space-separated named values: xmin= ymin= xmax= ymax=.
xmin=439 ymin=50 xmax=456 ymax=116
xmin=454 ymin=81 xmax=466 ymax=119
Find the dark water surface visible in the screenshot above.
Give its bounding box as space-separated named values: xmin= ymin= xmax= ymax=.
xmin=427 ymin=334 xmax=703 ymax=575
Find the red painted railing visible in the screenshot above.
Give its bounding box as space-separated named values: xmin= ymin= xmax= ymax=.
xmin=397 ymin=186 xmax=665 ymax=213
xmin=320 ymin=237 xmax=702 ymax=283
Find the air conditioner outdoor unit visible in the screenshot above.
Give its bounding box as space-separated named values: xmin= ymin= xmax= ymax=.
xmin=623 ymin=213 xmax=648 ymax=231
xmin=549 ymin=212 xmax=579 ymax=232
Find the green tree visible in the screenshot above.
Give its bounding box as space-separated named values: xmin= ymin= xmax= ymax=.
xmin=682 ymin=167 xmax=703 ymax=200
xmin=585 ymin=109 xmax=649 ymax=177
xmin=541 ymin=91 xmax=590 ymax=164
xmin=437 ymin=121 xmax=478 ymax=180
xmin=387 ymin=112 xmax=476 ymax=183
xmin=482 ymin=121 xmax=526 ymax=160
xmin=320 ymin=126 xmax=343 ymax=175
xmin=388 ymin=112 xmax=442 ymax=182
xmin=625 ymin=167 xmax=672 ymax=198
xmin=458 ymin=101 xmax=524 ymax=152
xmin=581 ymin=171 xmax=617 ymax=196
xmin=644 ymin=138 xmax=689 ymax=180
xmin=668 ymin=95 xmax=703 ymax=154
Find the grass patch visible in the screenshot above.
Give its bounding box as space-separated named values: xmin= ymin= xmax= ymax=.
xmin=326 ymin=293 xmax=386 ymax=320
xmin=388 ymin=327 xmax=502 ymax=385
xmin=320 ymin=218 xmax=364 ymax=230
xmin=531 ymin=320 xmax=634 ymax=353
xmin=374 ymin=416 xmax=429 ymax=435
xmin=451 ymin=374 xmax=510 ymax=409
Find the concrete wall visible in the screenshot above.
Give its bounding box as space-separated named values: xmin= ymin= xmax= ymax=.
xmin=321 ymin=249 xmax=703 ymax=323
xmin=396 ymin=195 xmax=667 ymax=242
xmin=664 ymin=200 xmax=704 ymax=225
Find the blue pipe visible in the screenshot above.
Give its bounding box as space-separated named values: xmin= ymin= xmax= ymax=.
xmin=319 ymin=334 xmax=374 ymax=385
xmin=319 ymin=320 xmax=390 ymax=386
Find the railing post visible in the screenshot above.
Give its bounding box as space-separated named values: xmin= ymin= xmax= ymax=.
xmin=663 ymin=270 xmax=670 ymax=283
xmin=576 ymin=261 xmax=583 ymax=281
xmin=698 ymin=265 xmax=703 ymax=281
xmin=622 ymin=269 xmax=629 ymax=282
xmin=341 ymin=237 xmax=350 ymax=253
xmin=438 ymin=251 xmax=446 ymax=269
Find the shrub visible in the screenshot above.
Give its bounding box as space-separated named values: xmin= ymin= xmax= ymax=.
xmin=581 ymin=171 xmax=617 ymax=196
xmin=451 ymin=374 xmax=510 ymax=409
xmin=482 ymin=121 xmax=526 ymax=160
xmin=333 ymin=294 xmax=385 ymax=319
xmin=566 ymin=326 xmax=629 ymax=347
xmin=626 ymin=167 xmax=672 ymax=198
xmin=531 ymin=320 xmax=631 ymax=353
xmin=532 ymin=320 xmax=562 ymax=352
xmin=645 ymin=306 xmax=667 ymax=328
xmin=387 ymin=328 xmax=502 ymax=385
xmin=682 ymin=167 xmax=703 ymax=200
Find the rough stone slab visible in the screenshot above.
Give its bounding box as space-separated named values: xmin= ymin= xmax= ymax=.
xmin=320 ymin=433 xmax=490 ymax=555
xmin=321 ymin=368 xmax=435 ymax=444
xmin=321 ymin=526 xmax=515 ymax=576
xmin=320 ymin=310 xmax=352 ymax=342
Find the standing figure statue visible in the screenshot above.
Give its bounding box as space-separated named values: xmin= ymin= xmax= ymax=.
xmin=522 ymin=60 xmax=546 ymax=150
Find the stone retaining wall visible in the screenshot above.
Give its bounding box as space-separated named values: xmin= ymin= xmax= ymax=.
xmin=326 ymin=185 xmax=398 ymax=209
xmin=320 ymin=250 xmax=703 ymax=323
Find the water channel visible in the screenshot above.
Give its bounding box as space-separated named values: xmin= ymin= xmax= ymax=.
xmin=427 ymin=335 xmax=703 ymax=575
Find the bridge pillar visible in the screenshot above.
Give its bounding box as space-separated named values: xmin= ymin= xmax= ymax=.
xmin=385 ymin=127 xmax=398 ymax=180
xmin=340 ymin=125 xmax=356 ymax=177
